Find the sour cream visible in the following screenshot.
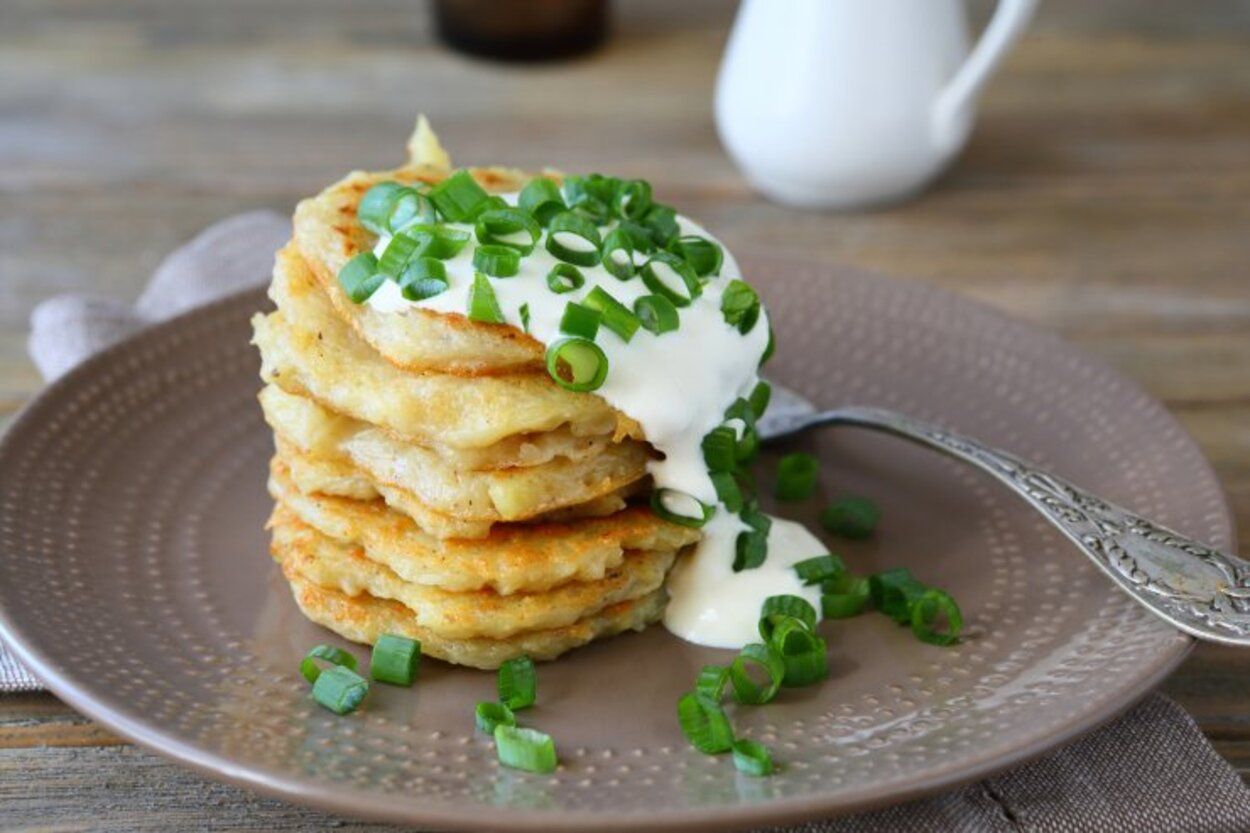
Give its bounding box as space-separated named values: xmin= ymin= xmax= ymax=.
xmin=369 ymin=191 xmax=815 ymax=649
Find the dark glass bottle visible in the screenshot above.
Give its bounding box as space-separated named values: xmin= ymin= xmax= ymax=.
xmin=433 ymin=0 xmax=609 ymax=61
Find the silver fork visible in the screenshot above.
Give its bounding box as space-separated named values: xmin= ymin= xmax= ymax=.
xmin=757 ymin=384 xmax=1250 ymax=646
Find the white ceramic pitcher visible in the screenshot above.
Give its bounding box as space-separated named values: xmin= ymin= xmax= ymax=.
xmin=715 ymin=0 xmax=1037 ymax=209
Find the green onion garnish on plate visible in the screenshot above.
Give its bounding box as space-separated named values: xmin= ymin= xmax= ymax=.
xmin=311 ymin=665 xmax=369 ymax=715
xmin=633 ymin=294 xmax=679 ymax=334
xmin=758 ymin=594 xmax=818 ymax=640
xmin=696 ymin=665 xmax=730 ymax=702
xmin=868 ymin=568 xmax=926 ymax=623
xmin=545 ymin=212 xmax=602 ymax=266
xmin=668 ymin=234 xmax=723 ymax=278
xmin=793 ymin=554 xmax=846 ymax=586
xmin=650 ymin=488 xmax=715 ymax=528
xmin=377 ymin=232 xmax=422 ymax=277
xmin=494 ymin=725 xmax=558 ymax=773
xmin=701 ymin=426 xmax=738 ymax=472
xmin=821 ymin=496 xmax=881 ymax=539
xmin=822 ymin=574 xmax=871 ymax=619
xmin=582 ymin=286 xmax=640 ymax=342
xmin=519 ymin=177 xmax=566 ymax=226
xmin=768 ymin=617 xmax=828 ymax=687
xmin=729 ymin=642 xmax=784 ymax=705
xmin=472 ymin=244 xmax=522 ymax=277
xmin=732 ymin=739 xmax=775 ymax=777
xmin=733 ymin=505 xmax=771 ymax=571
xmin=911 ymin=588 xmax=963 ymax=645
xmin=387 ymin=187 xmax=437 ymax=233
xmin=601 ymin=228 xmax=638 ymax=280
xmin=475 ymin=208 xmax=541 ymax=254
xmin=356 ymin=181 xmax=406 ymax=235
xmin=676 ymin=692 xmax=734 ymax=754
xmin=399 ymin=257 xmax=449 ymax=301
xmin=370 ymin=633 xmax=421 ymax=686
xmin=475 ymin=701 xmax=516 ymax=734
xmin=775 ymin=452 xmax=819 ymax=501
xmin=497 ymin=655 xmax=537 ymax=710
xmin=559 ymin=302 xmax=602 ymax=340
xmin=467 ymin=271 xmax=505 ymax=324
xmin=721 ymin=279 xmax=762 ymax=334
xmin=338 ymin=252 xmax=384 ymax=303
xmin=519 ymin=302 xmax=531 ymax=333
xmin=300 ymin=644 xmax=358 ymax=684
xmin=546 ymin=338 xmax=608 ymax=392
xmin=640 ymin=252 xmax=701 ymax=307
xmin=427 ymin=169 xmax=490 ymax=222
xmin=403 ymin=224 xmax=471 ymax=260
xmin=748 ymin=381 xmax=771 ymax=420
xmin=546 ymin=263 xmax=585 ymax=294
xmin=642 ymin=204 xmax=680 ymax=247
xmin=616 ymin=220 xmax=657 ymax=254
xmin=709 ymin=470 xmax=744 ymax=513
xmin=467 ymin=195 xmax=509 ymax=221
xmin=615 ymin=179 xmax=652 ymax=221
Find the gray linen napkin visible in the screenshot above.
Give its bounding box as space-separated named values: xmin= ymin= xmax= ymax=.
xmin=8 ymin=215 xmax=1250 ymax=831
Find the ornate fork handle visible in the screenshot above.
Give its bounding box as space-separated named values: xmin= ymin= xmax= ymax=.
xmin=774 ymin=405 xmax=1250 ymax=646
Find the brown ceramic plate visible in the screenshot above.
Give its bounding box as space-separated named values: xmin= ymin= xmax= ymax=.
xmin=0 ymin=259 xmax=1228 ymax=831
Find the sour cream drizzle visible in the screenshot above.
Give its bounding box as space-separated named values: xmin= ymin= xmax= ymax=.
xmin=369 ymin=191 xmax=814 ymax=649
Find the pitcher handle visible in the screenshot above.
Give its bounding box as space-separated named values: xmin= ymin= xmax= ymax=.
xmin=932 ymin=0 xmax=1038 ymax=150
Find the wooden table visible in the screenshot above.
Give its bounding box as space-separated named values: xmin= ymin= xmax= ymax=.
xmin=2 ymin=0 xmax=1248 ymax=828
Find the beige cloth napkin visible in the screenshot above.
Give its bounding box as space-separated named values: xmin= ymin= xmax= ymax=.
xmin=10 ymin=215 xmax=1250 ymax=831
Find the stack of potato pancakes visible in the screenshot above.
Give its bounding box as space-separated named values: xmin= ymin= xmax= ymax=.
xmin=251 ymin=124 xmax=699 ymax=668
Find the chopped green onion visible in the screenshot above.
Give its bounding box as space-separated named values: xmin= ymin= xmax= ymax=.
xmin=311 ymin=665 xmax=369 ymax=715
xmin=911 ymin=588 xmax=963 ymax=645
xmin=427 ymin=170 xmax=490 ymax=222
xmin=377 ymin=232 xmax=423 ymax=277
xmin=519 ymin=302 xmax=531 ymax=333
xmin=545 ymin=337 xmax=608 ymax=392
xmin=729 ymin=643 xmax=784 ymax=705
xmin=559 ymin=301 xmax=602 ymax=340
xmin=733 ymin=505 xmax=772 ymax=571
xmin=388 ymin=188 xmax=437 ymax=233
xmin=518 ymin=177 xmax=566 ymax=226
xmin=601 ymin=228 xmax=638 ymax=280
xmin=615 ymin=220 xmax=657 ymax=253
xmin=759 ymin=595 xmax=818 ymax=641
xmin=546 ymin=263 xmax=585 ymax=294
xmin=732 ymin=739 xmax=775 ymax=777
xmin=300 ymin=644 xmax=358 ymax=684
xmin=793 ymin=554 xmax=846 ymax=586
xmin=702 ymin=427 xmax=738 ymax=473
xmin=822 ymin=574 xmax=871 ymax=619
xmin=709 ymin=470 xmax=744 ymax=513
xmin=337 ymin=252 xmax=384 ymax=303
xmin=572 ymin=196 xmax=611 ymax=224
xmin=545 ymin=212 xmax=602 ymax=266
xmin=615 ymin=179 xmax=653 ymax=221
xmin=820 ymin=497 xmax=881 ymax=540
xmin=564 ymin=174 xmax=618 ymax=224
xmin=497 ymin=656 xmax=537 ymax=710
xmin=761 ymin=324 xmax=775 ymax=366
xmin=748 ymin=381 xmax=771 ymax=420
xmin=467 ymin=271 xmax=505 ymax=324
xmin=696 ymin=665 xmax=730 ymax=702
xmin=724 ymin=398 xmax=759 ymax=464
xmin=402 ymin=224 xmax=471 ymax=259
xmin=721 ymin=279 xmax=762 ymax=334
xmin=467 ymin=194 xmax=509 ymax=221
xmin=641 ymin=252 xmax=701 ymax=307
xmin=676 ymin=692 xmax=734 ymax=754
xmin=494 ymin=725 xmax=558 ymax=774
xmin=475 ymin=208 xmax=541 ymax=254
xmin=769 ymin=617 xmax=828 ymax=687
xmin=357 ymin=181 xmax=407 ymax=235
xmin=582 ymin=286 xmax=640 ymax=342
xmin=650 ymin=488 xmax=715 ymax=528
xmin=475 ymin=701 xmax=516 ymax=734
xmin=633 ymin=294 xmax=679 ymax=335
xmin=399 ymin=257 xmax=450 ymax=301
xmin=472 ymin=244 xmax=522 ymax=278
xmin=642 ymin=204 xmax=680 ymax=247
xmin=668 ymin=235 xmax=723 ymax=278
xmin=868 ymin=568 xmax=927 ymax=623
xmin=370 ymin=633 xmax=421 ymax=686
xmin=775 ymin=452 xmax=820 ymax=501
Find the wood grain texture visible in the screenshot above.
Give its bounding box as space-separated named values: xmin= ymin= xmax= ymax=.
xmin=1 ymin=0 xmax=1249 ymax=828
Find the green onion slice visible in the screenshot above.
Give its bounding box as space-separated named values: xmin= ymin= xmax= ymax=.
xmin=651 ymin=488 xmax=715 ymax=528
xmin=868 ymin=568 xmax=927 ymax=623
xmin=642 ymin=204 xmax=680 ymax=247
xmin=701 ymin=426 xmax=738 ymax=473
xmin=357 ymin=181 xmax=407 ymax=235
xmin=467 ymin=271 xmax=506 ymax=324
xmin=758 ymin=595 xmax=818 ymax=641
xmin=911 ymin=588 xmax=963 ymax=645
xmin=676 ymin=692 xmax=734 ymax=755
xmin=545 ymin=337 xmax=608 ymax=392
xmin=709 ymin=470 xmax=744 ymax=513
xmin=337 ymin=252 xmax=384 ymax=304
xmin=822 ymin=574 xmax=871 ymax=619
xmin=696 ymin=665 xmax=730 ymax=702
xmin=724 ymin=398 xmax=759 ymax=464
xmin=733 ymin=505 xmax=771 ymax=571
xmin=300 ymin=644 xmax=358 ymax=684
xmin=401 ymin=223 xmax=471 ymax=260
xmin=775 ymin=452 xmax=820 ymax=502
xmin=377 ymin=232 xmax=422 ymax=277
xmin=467 ymin=194 xmax=508 ymax=221
xmin=563 ymin=173 xmax=618 ymax=211
xmin=721 ymin=279 xmax=762 ymax=334
xmin=472 ymin=244 xmax=522 ymax=278
xmin=519 ymin=302 xmax=531 ymax=333
xmin=615 ymin=220 xmax=657 ymax=253
xmin=729 ymin=643 xmax=784 ymax=705
xmin=761 ymin=324 xmax=776 ymax=366
xmin=615 ymin=179 xmax=653 ymax=221
xmin=497 ymin=655 xmax=537 ymax=710
xmin=748 ymin=381 xmax=771 ymax=420
xmin=559 ymin=301 xmax=602 ymax=340
xmin=793 ymin=554 xmax=846 ymax=586
xmin=820 ymin=496 xmax=881 ymax=540
xmin=475 ymin=208 xmax=541 ymax=254
xmin=601 ymin=228 xmax=638 ymax=280
xmin=387 ymin=187 xmax=437 ymax=233
xmin=641 ymin=252 xmax=701 ymax=307
xmin=518 ymin=177 xmax=566 ymax=226
xmin=475 ymin=701 xmax=516 ymax=734
xmin=311 ymin=665 xmax=369 ymax=715
xmin=732 ymin=739 xmax=775 ymax=777
xmin=427 ymin=169 xmax=490 ymax=222
xmin=668 ymin=234 xmax=723 ymax=278
xmin=545 ymin=212 xmax=602 ymax=266
xmin=370 ymin=633 xmax=421 ymax=686
xmin=633 ymin=294 xmax=679 ymax=334
xmin=399 ymin=257 xmax=450 ymax=301
xmin=769 ymin=617 xmax=828 ymax=687
xmin=546 ymin=263 xmax=585 ymax=294
xmin=494 ymin=725 xmax=558 ymax=774
xmin=582 ymin=286 xmax=640 ymax=342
